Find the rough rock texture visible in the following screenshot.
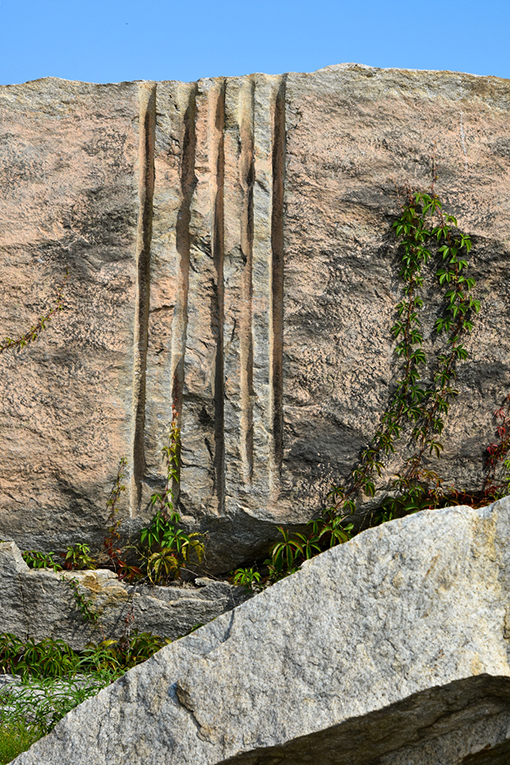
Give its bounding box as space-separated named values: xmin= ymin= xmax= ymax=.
xmin=11 ymin=498 xmax=510 ymax=764
xmin=0 ymin=541 xmax=249 ymax=648
xmin=1 ymin=65 xmax=510 ymax=570
xmin=0 ymin=78 xmax=150 ymax=551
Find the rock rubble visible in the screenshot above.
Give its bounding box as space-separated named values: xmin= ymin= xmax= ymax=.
xmin=0 ymin=541 xmax=250 ymax=649
xmin=12 ymin=498 xmax=510 ymax=764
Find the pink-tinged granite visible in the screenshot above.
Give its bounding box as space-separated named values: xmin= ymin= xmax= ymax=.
xmin=1 ymin=66 xmax=510 ymax=570
xmin=282 ymin=65 xmax=510 ymax=516
xmin=0 ymin=78 xmax=153 ymax=548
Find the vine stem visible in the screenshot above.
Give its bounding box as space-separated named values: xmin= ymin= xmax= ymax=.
xmin=0 ymin=268 xmax=69 ymax=354
xmin=405 ymin=313 xmax=465 ymax=480
xmin=330 ymin=186 xmax=477 ymax=518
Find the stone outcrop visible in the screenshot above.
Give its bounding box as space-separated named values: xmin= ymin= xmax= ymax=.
xmin=1 ymin=65 xmax=510 ymax=570
xmin=0 ymin=541 xmax=249 ymax=648
xmin=11 ymin=498 xmax=510 ymax=764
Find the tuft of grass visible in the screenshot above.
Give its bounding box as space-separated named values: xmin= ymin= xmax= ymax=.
xmin=0 ymin=674 xmax=113 ymax=762
xmin=0 ymin=630 xmax=172 ymax=762
xmin=0 ymin=721 xmax=44 ymax=764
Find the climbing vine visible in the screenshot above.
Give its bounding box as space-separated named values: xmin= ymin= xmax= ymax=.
xmin=252 ymin=183 xmax=499 ymax=584
xmin=328 ymin=187 xmax=480 ymax=520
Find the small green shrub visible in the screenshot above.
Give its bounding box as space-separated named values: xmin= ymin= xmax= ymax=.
xmin=138 ymin=407 xmax=205 ymax=583
xmin=64 ymin=543 xmax=96 ymax=571
xmin=265 ymin=508 xmax=354 ymax=582
xmin=101 ymin=458 xmax=141 ymax=581
xmin=140 ymin=511 xmax=205 ymax=584
xmin=22 ymin=550 xmax=62 ymax=572
xmin=231 ymin=567 xmax=262 ymax=591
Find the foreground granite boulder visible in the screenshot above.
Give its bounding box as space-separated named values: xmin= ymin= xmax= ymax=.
xmin=13 ymin=498 xmax=510 ymax=764
xmin=2 ymin=65 xmax=510 ymax=571
xmin=0 ymin=541 xmax=249 ymax=648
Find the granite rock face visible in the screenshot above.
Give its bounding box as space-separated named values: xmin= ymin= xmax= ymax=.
xmin=11 ymin=498 xmax=510 ymax=765
xmin=1 ymin=66 xmax=510 ymax=570
xmin=0 ymin=541 xmax=249 ymax=648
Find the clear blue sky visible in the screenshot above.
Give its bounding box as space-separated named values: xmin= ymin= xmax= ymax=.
xmin=0 ymin=0 xmax=508 ymax=86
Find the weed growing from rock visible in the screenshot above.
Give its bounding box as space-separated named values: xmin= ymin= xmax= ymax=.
xmin=63 ymin=576 xmax=100 ymax=625
xmin=101 ymin=458 xmax=141 ymax=581
xmin=63 ymin=543 xmax=96 ymax=571
xmin=22 ymin=550 xmax=62 ymax=572
xmin=138 ymin=407 xmax=205 ymax=583
xmin=231 ymin=567 xmax=263 ymax=591
xmin=0 ymin=269 xmax=69 ymax=355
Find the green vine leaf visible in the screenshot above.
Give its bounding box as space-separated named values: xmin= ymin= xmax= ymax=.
xmin=328 ymin=184 xmax=478 ymax=520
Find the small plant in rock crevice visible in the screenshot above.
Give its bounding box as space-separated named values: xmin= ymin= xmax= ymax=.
xmin=230 ymin=507 xmax=355 ymax=587
xmin=0 ymin=269 xmax=69 ymax=356
xmin=22 ymin=550 xmax=62 ymax=572
xmin=262 ymin=508 xmax=354 ymax=583
xmin=231 ymin=567 xmax=263 ymax=591
xmin=138 ymin=406 xmax=205 ymax=584
xmin=100 ymin=457 xmax=142 ymax=581
xmin=63 ymin=576 xmax=100 ymax=625
xmin=63 ymin=543 xmax=96 ymax=571
xmin=93 ymin=407 xmax=206 ymax=586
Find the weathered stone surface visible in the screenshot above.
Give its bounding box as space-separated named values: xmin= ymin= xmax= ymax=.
xmin=1 ymin=65 xmax=510 ymax=570
xmin=12 ymin=498 xmax=510 ymax=764
xmin=0 ymin=541 xmax=249 ymax=649
xmin=281 ymin=64 xmax=510 ymax=519
xmin=0 ymin=77 xmax=156 ymax=550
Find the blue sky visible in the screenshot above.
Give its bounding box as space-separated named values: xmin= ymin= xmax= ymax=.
xmin=0 ymin=0 xmax=508 ymax=86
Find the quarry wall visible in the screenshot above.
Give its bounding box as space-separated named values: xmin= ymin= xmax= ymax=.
xmin=1 ymin=64 xmax=510 ymax=570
